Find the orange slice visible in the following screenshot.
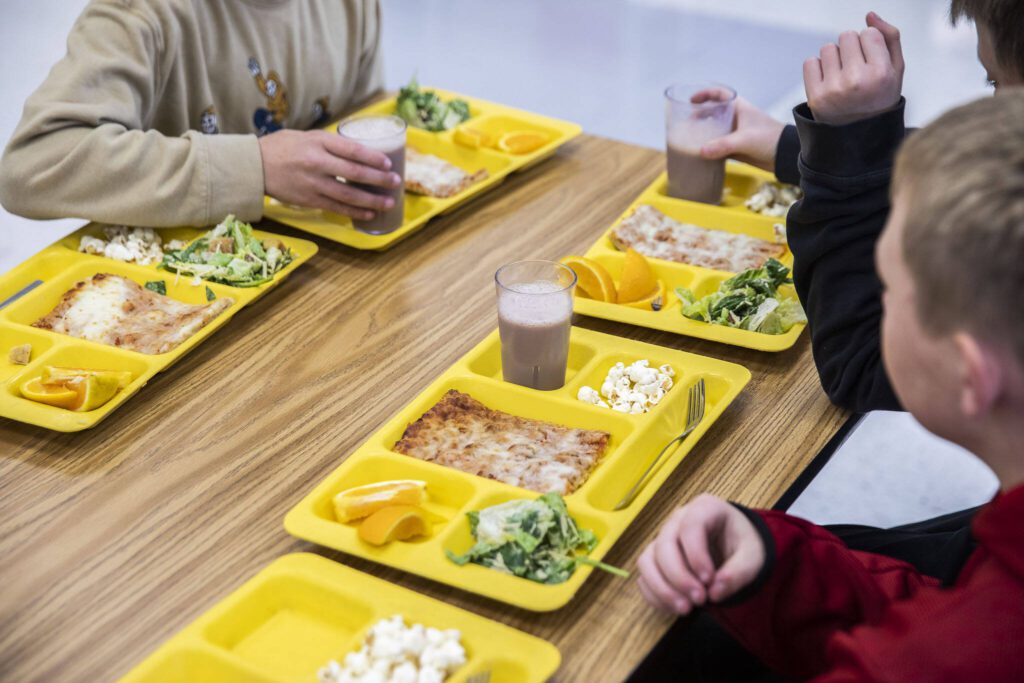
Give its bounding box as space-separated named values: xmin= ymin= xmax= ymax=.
xmin=622 ymin=279 xmax=666 ymax=312
xmin=559 ymin=256 xmax=617 ymax=303
xmin=20 ymin=377 xmax=80 ymax=410
xmin=358 ymin=505 xmax=431 ymax=545
xmin=20 ymin=373 xmax=121 ymax=411
xmin=617 ymin=249 xmax=659 ymax=303
xmin=41 ymin=366 xmax=133 ymax=389
xmin=333 ymin=480 xmax=428 ymax=523
xmin=453 ymin=126 xmax=493 ymax=149
xmin=496 ymin=131 xmax=549 ymax=155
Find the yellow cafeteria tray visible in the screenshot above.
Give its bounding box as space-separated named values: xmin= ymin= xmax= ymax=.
xmin=120 ymin=553 xmax=560 ymax=683
xmin=263 ymin=87 xmax=582 ymax=250
xmin=0 ymin=224 xmax=317 ymax=432
xmin=285 ymin=327 xmax=750 ymax=611
xmin=571 ymin=163 xmax=806 ymax=352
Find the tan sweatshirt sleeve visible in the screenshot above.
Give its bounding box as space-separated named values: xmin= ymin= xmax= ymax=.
xmin=348 ymin=0 xmax=385 ymax=105
xmin=0 ymin=2 xmax=265 ymax=227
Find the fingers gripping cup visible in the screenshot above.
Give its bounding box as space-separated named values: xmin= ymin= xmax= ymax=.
xmin=337 ymin=115 xmax=406 ymax=234
xmin=495 ymin=261 xmax=577 ymax=391
xmin=665 ymin=83 xmax=737 ymax=204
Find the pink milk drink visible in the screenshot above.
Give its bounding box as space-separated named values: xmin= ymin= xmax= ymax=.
xmin=495 ymin=261 xmax=577 ymax=391
xmin=337 ymin=115 xmax=406 ymax=234
xmin=665 ymin=83 xmax=737 ymax=204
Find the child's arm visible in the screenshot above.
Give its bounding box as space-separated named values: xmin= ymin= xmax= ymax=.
xmin=787 ymin=20 xmax=906 ymax=413
xmin=710 ymin=510 xmax=939 ymax=681
xmin=0 ymin=4 xmax=265 ymax=227
xmin=637 ymin=495 xmax=939 ymax=681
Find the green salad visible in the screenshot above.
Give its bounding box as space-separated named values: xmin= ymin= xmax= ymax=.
xmin=396 ymin=77 xmax=471 ymax=132
xmin=676 ymin=258 xmax=807 ymax=335
xmin=161 ymin=215 xmax=293 ymax=288
xmin=446 ymin=493 xmax=628 ymax=584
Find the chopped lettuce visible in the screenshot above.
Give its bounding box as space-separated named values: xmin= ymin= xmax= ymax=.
xmin=396 ymin=77 xmax=471 ymax=132
xmin=676 ymin=258 xmax=806 ymax=335
xmin=144 ymin=280 xmax=167 ymax=295
xmin=445 ymin=493 xmax=628 ymax=584
xmin=160 ymin=215 xmax=293 ymax=288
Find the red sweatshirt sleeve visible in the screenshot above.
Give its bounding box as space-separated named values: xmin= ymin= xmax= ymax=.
xmin=710 ymin=510 xmax=939 ymax=681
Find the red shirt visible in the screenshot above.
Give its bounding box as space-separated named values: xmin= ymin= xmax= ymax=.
xmin=712 ymin=485 xmax=1024 ymax=681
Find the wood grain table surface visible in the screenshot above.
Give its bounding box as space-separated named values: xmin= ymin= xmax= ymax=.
xmin=0 ymin=133 xmax=847 ymax=682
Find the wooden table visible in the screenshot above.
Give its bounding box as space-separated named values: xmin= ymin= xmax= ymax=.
xmin=0 ymin=135 xmax=847 ymax=682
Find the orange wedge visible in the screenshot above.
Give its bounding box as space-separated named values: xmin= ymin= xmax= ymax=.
xmin=617 ymin=249 xmax=659 ymax=303
xmin=20 ymin=377 xmax=80 ymax=409
xmin=41 ymin=366 xmax=133 ymax=389
xmin=20 ymin=373 xmax=121 ymax=411
xmin=333 ymin=480 xmax=428 ymax=523
xmin=453 ymin=126 xmax=493 ymax=149
xmin=622 ymin=279 xmax=666 ymax=312
xmin=497 ymin=131 xmax=549 ymax=155
xmin=559 ymin=256 xmax=617 ymax=303
xmin=358 ymin=505 xmax=431 ymax=546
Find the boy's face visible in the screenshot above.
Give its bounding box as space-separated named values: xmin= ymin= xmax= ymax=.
xmin=877 ymin=193 xmax=964 ymax=441
xmin=977 ymin=22 xmax=1023 ymax=90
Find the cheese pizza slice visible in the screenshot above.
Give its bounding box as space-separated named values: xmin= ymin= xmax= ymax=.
xmin=33 ymin=273 xmax=234 ymax=355
xmin=611 ymin=204 xmax=785 ymax=273
xmin=394 ymin=390 xmax=609 ymax=495
xmin=404 ymin=148 xmax=489 ymax=198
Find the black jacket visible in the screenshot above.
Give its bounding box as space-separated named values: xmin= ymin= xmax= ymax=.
xmin=774 ymin=101 xmax=906 ymax=413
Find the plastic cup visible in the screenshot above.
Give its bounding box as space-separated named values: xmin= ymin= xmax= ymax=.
xmin=665 ymin=83 xmax=737 ymax=204
xmin=337 ymin=115 xmax=406 ymax=233
xmin=495 ymin=260 xmax=577 ymax=390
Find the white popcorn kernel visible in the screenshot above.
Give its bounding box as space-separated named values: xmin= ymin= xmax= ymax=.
xmin=577 ymin=386 xmax=602 ymax=405
xmin=612 ymin=401 xmax=631 ymax=413
xmin=659 ymin=364 xmax=675 ymax=377
xmin=392 ymin=662 xmax=418 ymax=683
xmin=600 ymin=380 xmax=615 ymax=397
xmin=417 ymin=667 xmax=445 ymax=683
xmin=343 ymin=649 xmax=369 ymax=675
xmin=630 ymin=402 xmax=645 ymax=414
xmin=424 ymin=627 xmax=444 ymax=646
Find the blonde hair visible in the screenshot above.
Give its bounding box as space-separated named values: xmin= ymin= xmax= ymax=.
xmin=893 ymin=89 xmax=1024 ymax=362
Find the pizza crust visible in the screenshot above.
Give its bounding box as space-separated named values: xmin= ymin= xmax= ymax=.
xmin=394 ymin=389 xmax=609 ymax=494
xmin=612 ymin=204 xmax=785 ymax=272
xmin=33 ymin=273 xmax=234 ymax=355
xmin=404 ymin=148 xmax=489 ymax=198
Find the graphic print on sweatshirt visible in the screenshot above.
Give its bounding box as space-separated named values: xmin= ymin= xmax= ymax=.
xmin=199 ymin=106 xmax=220 ymax=135
xmin=248 ymin=57 xmax=289 ymax=136
xmin=312 ymin=96 xmax=331 ymax=128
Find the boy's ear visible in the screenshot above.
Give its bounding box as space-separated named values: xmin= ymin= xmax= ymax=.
xmin=953 ymin=332 xmax=1003 ymax=417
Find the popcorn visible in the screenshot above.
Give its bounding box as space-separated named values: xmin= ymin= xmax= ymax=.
xmin=318 ymin=616 xmax=466 ymax=683
xmin=78 ymin=225 xmax=167 ymax=265
xmin=578 ymin=359 xmax=675 ymax=415
xmin=745 ymin=182 xmax=802 ymax=218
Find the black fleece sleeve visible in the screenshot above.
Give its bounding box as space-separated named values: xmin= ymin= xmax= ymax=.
xmin=774 ymin=124 xmax=801 ymax=185
xmin=786 ymin=100 xmax=904 ymax=413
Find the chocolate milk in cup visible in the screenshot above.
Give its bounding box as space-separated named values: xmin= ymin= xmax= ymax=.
xmin=337 ymin=115 xmax=406 ymax=234
xmin=495 ymin=261 xmax=577 ymax=391
xmin=665 ymin=83 xmax=737 ymax=204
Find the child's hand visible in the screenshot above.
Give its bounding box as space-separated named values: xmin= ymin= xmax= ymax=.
xmin=699 ymin=97 xmax=786 ymax=173
xmin=803 ymin=13 xmax=905 ymax=126
xmin=637 ymin=494 xmax=766 ymax=615
xmin=258 ymin=129 xmax=401 ymax=221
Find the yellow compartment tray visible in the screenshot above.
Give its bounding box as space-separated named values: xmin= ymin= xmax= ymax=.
xmin=0 ymin=223 xmax=318 ymax=431
xmin=571 ymin=163 xmax=806 ymax=352
xmin=263 ymin=87 xmax=582 ymax=250
xmin=120 ymin=553 xmax=560 ymax=683
xmin=285 ymin=327 xmax=750 ymax=611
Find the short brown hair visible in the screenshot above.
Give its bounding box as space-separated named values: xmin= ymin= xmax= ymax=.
xmin=951 ymin=0 xmax=1024 ymax=80
xmin=893 ymin=90 xmax=1024 ymax=362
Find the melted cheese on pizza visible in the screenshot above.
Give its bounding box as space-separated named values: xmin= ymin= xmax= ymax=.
xmin=612 ymin=204 xmax=785 ymax=273
xmin=405 ymin=148 xmax=489 ymax=198
xmin=33 ymin=273 xmax=234 ymax=355
xmin=394 ymin=390 xmax=609 ymax=494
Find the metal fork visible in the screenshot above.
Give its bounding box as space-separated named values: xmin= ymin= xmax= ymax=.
xmin=466 ymin=672 xmax=491 ymax=683
xmin=613 ymin=378 xmax=706 ymax=511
